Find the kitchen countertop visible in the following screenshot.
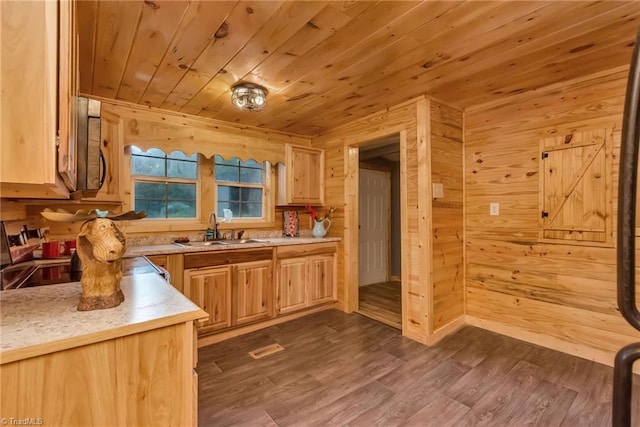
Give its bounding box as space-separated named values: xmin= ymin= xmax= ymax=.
xmin=125 ymin=236 xmax=340 ymax=257
xmin=0 ymin=273 xmax=207 ymax=365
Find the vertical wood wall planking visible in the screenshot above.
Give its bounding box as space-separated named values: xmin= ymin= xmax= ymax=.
xmin=430 ymin=101 xmax=464 ymax=331
xmin=464 ymin=67 xmax=640 ymax=365
xmin=313 ymin=97 xmax=464 ymax=344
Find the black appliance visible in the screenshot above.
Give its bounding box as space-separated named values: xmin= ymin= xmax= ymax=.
xmin=614 ymin=27 xmax=640 ymax=426
xmin=73 ymin=96 xmax=105 ymax=199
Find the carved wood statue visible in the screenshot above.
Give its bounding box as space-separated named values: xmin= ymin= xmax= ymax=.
xmin=76 ymin=218 xmax=127 ymax=311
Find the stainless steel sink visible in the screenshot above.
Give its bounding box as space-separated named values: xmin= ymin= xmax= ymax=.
xmin=218 ymin=239 xmax=266 ymax=245
xmin=180 ymin=241 xmax=227 ymax=247
xmin=176 ymin=239 xmax=266 ymax=247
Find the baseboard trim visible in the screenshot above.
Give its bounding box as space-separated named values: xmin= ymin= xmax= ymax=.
xmin=465 ymin=315 xmax=631 ymax=371
xmin=197 ymin=304 xmax=334 ymax=347
xmin=425 ymin=316 xmax=466 ymax=345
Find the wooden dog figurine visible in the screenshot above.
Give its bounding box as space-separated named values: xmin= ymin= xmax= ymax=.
xmin=76 ymin=218 xmax=127 ymax=311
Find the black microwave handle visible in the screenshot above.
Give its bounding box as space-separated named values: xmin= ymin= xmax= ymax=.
xmin=98 ymin=148 xmax=106 ymax=190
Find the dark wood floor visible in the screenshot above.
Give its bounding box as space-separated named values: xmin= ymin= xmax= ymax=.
xmin=198 ymin=310 xmax=638 ymax=426
xmin=358 ymin=281 xmax=402 ymax=329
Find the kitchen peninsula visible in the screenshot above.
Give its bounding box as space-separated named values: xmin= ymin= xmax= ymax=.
xmin=0 ymin=273 xmax=207 ymax=425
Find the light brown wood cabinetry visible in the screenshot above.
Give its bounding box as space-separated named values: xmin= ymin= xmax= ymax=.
xmin=1 ymin=0 xmax=78 ymax=198
xmin=235 ymin=260 xmax=273 ymax=325
xmin=277 ymin=257 xmax=308 ymax=314
xmin=275 ymin=242 xmax=337 ymax=314
xmin=277 ymin=144 xmax=325 ymax=205
xmin=183 ymin=249 xmax=274 ymax=335
xmin=185 ymin=266 xmax=232 ymax=333
xmin=309 ymin=254 xmax=336 ymax=305
xmin=0 ymin=323 xmax=197 ymax=426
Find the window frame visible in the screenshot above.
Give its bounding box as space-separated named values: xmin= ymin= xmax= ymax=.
xmin=213 ymin=156 xmax=267 ymax=222
xmin=122 ymin=147 xmax=276 ymax=233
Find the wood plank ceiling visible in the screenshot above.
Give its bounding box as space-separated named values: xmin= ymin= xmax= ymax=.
xmin=77 ymin=0 xmax=640 ymax=136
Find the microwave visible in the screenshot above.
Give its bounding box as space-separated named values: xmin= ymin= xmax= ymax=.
xmin=73 ymin=97 xmax=104 ymax=198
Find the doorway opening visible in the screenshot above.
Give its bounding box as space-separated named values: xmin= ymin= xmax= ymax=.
xmin=357 ymin=135 xmax=402 ymax=329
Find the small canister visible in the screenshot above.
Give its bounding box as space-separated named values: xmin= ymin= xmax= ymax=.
xmin=283 ymin=211 xmax=299 ymax=237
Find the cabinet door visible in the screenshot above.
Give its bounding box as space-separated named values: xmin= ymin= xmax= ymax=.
xmin=184 ymin=266 xmax=231 ymax=332
xmin=235 ymin=260 xmax=273 ymax=325
xmin=1 ymin=1 xmax=60 ymax=190
xmin=309 ymin=254 xmax=336 ymax=305
xmin=278 ymin=144 xmax=324 ymax=205
xmin=57 ymin=0 xmax=78 ymax=191
xmin=277 ymin=258 xmax=308 ymax=314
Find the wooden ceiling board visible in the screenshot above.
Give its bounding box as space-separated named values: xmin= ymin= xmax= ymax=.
xmin=177 ymin=1 xmax=329 ymax=118
xmin=437 ymin=6 xmax=640 ymax=106
xmin=137 ymin=0 xmax=238 ymax=106
xmin=116 ymin=0 xmax=190 ymax=102
xmin=259 ymin=1 xmax=553 ymax=132
xmin=91 ymin=0 xmax=143 ymax=99
xmin=231 ymin=1 xmax=455 ymax=128
xmin=78 ymin=0 xmax=640 ymax=136
xmin=176 ymin=0 xmax=285 ymax=115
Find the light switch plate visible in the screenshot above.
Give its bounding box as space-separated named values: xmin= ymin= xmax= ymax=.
xmin=490 ymin=202 xmax=500 ymax=216
xmin=432 ymin=183 xmax=444 ymax=199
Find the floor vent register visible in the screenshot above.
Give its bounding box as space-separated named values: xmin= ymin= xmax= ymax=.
xmin=248 ymin=343 xmax=285 ymax=360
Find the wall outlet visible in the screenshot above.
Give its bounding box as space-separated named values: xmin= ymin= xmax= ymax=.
xmin=432 ymin=183 xmax=444 ymax=199
xmin=490 ymin=203 xmax=500 ymax=216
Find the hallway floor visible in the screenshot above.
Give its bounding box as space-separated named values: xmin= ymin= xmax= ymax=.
xmin=358 ymin=280 xmax=401 ymax=329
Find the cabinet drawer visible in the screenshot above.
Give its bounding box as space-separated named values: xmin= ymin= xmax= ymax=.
xmin=184 ymin=248 xmax=272 ymax=269
xmin=276 ymin=242 xmax=337 ymax=259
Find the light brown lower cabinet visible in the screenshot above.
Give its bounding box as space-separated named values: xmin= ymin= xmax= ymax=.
xmin=0 ymin=322 xmax=198 ymax=426
xmin=275 ymin=243 xmax=337 ymax=314
xmin=234 ymin=260 xmax=273 ymax=325
xmin=184 ymin=265 xmax=232 ymax=332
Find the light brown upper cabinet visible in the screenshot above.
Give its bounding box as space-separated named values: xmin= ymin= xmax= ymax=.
xmin=1 ymin=0 xmax=78 ymax=198
xmin=539 ymin=128 xmax=613 ymax=246
xmin=277 ymin=144 xmax=325 ymax=206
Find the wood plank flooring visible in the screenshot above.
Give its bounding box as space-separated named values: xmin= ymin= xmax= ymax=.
xmin=198 ymin=310 xmax=639 ymax=426
xmin=358 ymin=281 xmax=402 ymax=329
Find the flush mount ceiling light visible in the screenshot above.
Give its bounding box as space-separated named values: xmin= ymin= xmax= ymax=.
xmin=231 ymin=83 xmax=268 ymax=111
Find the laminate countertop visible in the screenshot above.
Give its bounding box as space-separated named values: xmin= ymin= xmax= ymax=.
xmin=0 ymin=273 xmax=207 ymax=365
xmin=125 ymin=236 xmax=340 ymax=257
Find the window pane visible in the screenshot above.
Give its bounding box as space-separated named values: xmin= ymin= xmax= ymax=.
xmin=167 ymin=183 xmax=196 ymax=200
xmin=168 ymin=200 xmax=196 ymax=218
xmin=240 ymin=167 xmax=262 ymax=183
xmin=167 ymin=159 xmax=197 ymax=179
xmin=243 ymin=202 xmax=262 ymax=218
xmin=240 ymin=159 xmax=260 ymax=168
xmin=216 ymin=165 xmax=239 ymax=181
xmin=135 ymin=200 xmax=166 ymax=218
xmin=218 ymin=201 xmax=240 ymax=217
xmin=240 ymin=188 xmax=262 ymax=202
xmin=132 ymin=155 xmax=165 ymax=177
xmin=218 ymin=185 xmax=239 ymax=201
xmin=134 ymin=182 xmax=166 ymax=199
xmin=131 ymin=145 xmax=143 ymax=155
xmin=215 ymin=155 xmax=239 ymax=166
xmin=146 ymin=148 xmax=166 ymax=158
xmin=168 ymin=151 xmax=197 ymax=161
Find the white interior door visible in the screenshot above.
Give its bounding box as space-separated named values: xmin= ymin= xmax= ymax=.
xmin=358 ymin=168 xmax=390 ymax=286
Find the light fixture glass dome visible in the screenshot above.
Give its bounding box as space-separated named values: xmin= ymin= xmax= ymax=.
xmin=231 ymin=83 xmax=268 ymax=111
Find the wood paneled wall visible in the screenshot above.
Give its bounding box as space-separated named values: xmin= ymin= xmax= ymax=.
xmin=313 ymin=97 xmax=464 ymax=344
xmin=430 ymin=103 xmax=464 ymax=330
xmin=464 ymin=66 xmax=640 ymax=366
